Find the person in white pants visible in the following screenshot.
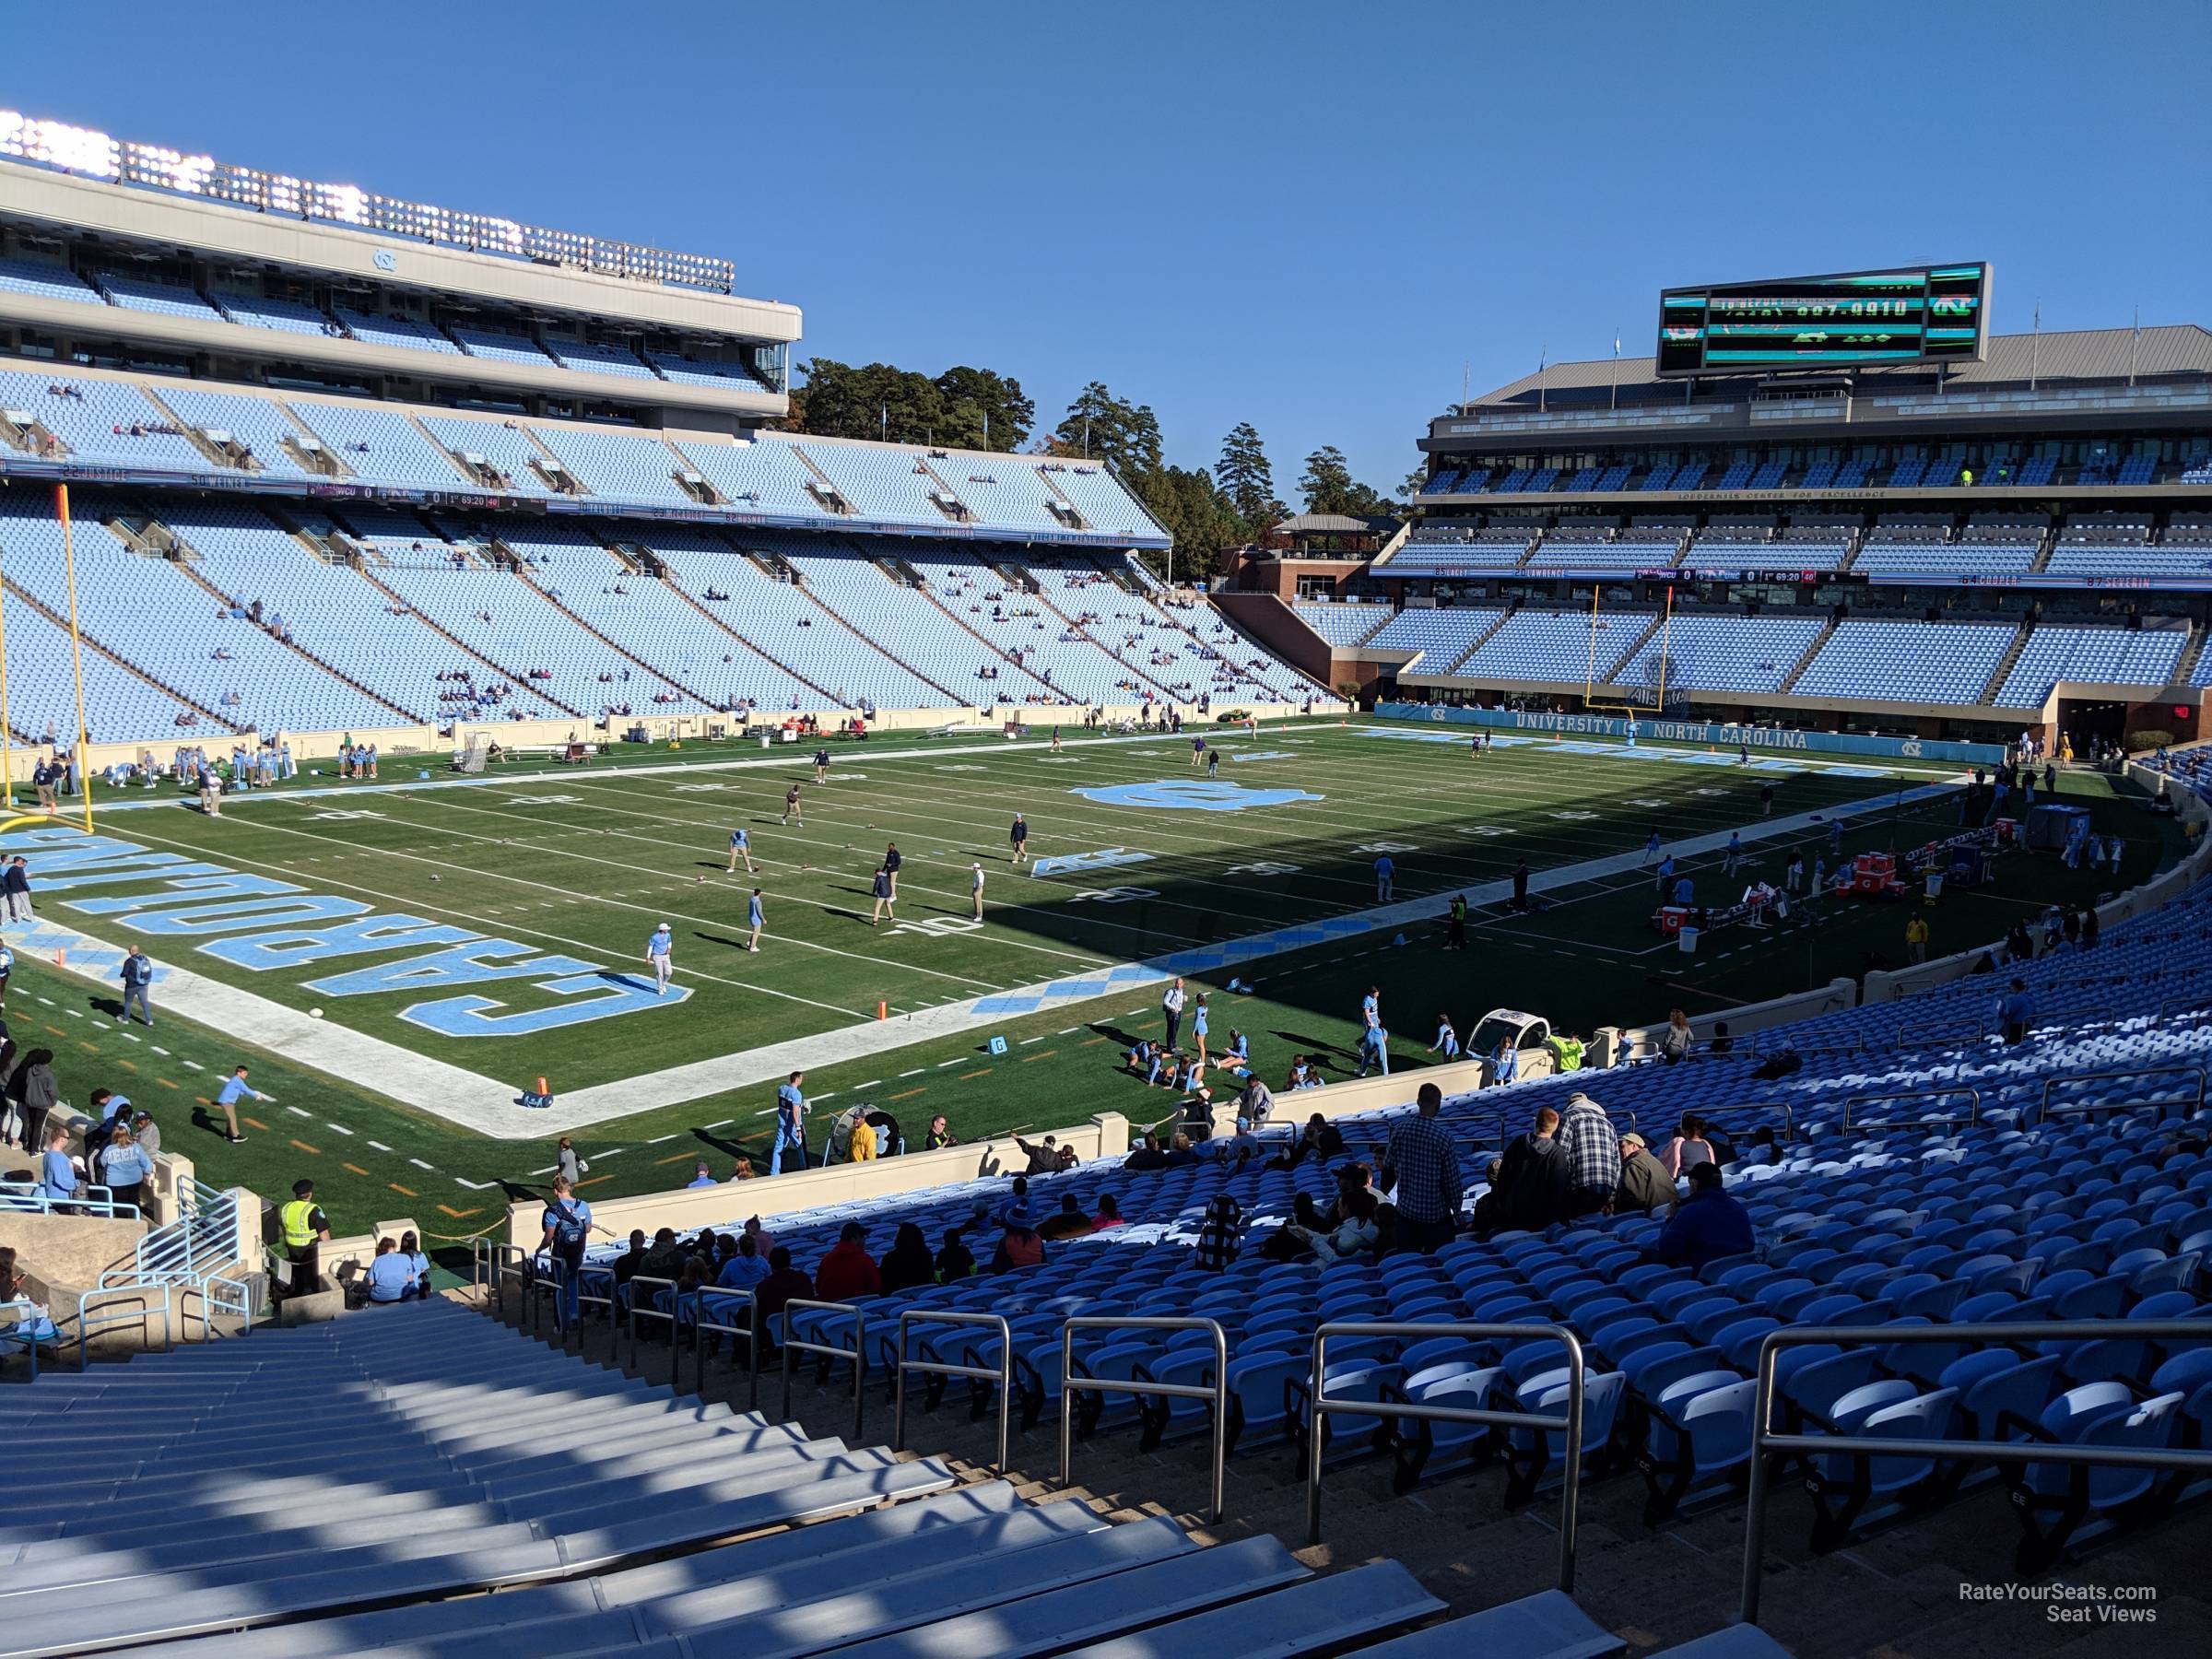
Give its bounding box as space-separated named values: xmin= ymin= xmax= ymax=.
xmin=646 ymin=923 xmax=675 ymax=994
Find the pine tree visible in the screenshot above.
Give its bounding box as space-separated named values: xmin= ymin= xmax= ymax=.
xmin=1215 ymin=422 xmax=1283 ymax=533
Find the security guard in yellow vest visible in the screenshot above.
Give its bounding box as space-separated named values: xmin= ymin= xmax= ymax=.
xmin=277 ymin=1179 xmax=330 ymax=1301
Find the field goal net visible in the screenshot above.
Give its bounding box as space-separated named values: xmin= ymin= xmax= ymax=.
xmin=1583 ymin=584 xmax=1685 ymax=716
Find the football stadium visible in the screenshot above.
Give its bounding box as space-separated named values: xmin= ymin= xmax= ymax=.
xmin=5 ymin=25 xmax=2212 ymax=1658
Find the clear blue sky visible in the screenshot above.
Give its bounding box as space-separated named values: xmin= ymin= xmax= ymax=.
xmin=13 ymin=1 xmax=2208 ymax=496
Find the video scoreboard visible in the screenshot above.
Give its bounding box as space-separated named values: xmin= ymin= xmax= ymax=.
xmin=1656 ymin=262 xmax=1991 ymax=376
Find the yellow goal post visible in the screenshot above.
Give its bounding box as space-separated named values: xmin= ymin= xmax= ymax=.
xmin=1583 ymin=582 xmax=1678 ymax=716
xmin=0 ymin=482 xmax=98 ymax=833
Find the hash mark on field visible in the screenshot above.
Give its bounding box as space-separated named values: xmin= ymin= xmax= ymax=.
xmin=242 ymin=1115 xmax=270 ymax=1131
xmin=1057 ymin=1026 xmax=1078 ymax=1035
xmin=183 ymin=1061 xmax=204 ymax=1071
xmin=289 ymin=1139 xmax=320 ymax=1155
xmin=65 ymin=1007 xmax=84 ymax=1018
xmin=899 ymin=1068 xmax=924 ymax=1078
xmin=854 ymin=1080 xmax=880 ymax=1089
xmin=151 ymin=1045 xmax=170 ymax=1056
xmin=389 ymin=1183 xmax=418 ymax=1196
xmin=1019 ymin=1035 xmax=1046 ymax=1045
xmin=594 ymin=1147 xmax=625 ymax=1159
xmin=121 ymin=1031 xmax=141 ymax=1042
xmin=529 ymin=1165 xmax=557 ymax=1176
xmin=888 ymin=1087 xmax=925 ymax=1100
xmin=706 ymin=1119 xmax=733 ymax=1130
xmin=649 ymin=1134 xmax=677 ymax=1144
xmin=343 ymin=1162 xmax=371 ymax=1177
xmin=1021 ymin=1051 xmax=1057 ymax=1064
xmin=936 ymin=1058 xmax=962 ymax=1067
xmin=454 ymin=1178 xmax=497 ymax=1191
xmin=408 ymin=1158 xmax=436 ymax=1171
xmin=35 ymin=996 xmax=52 ymax=1006
xmin=961 ymin=1068 xmax=993 ymax=1079
xmin=325 ymin=1123 xmax=353 ymax=1135
xmin=287 ymin=1106 xmax=312 ymax=1118
xmin=368 ymin=1141 xmax=394 ymax=1153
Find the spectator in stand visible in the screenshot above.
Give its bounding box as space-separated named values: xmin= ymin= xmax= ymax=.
xmin=536 ymin=1175 xmax=593 ymax=1329
xmin=935 ymin=1223 xmax=978 ymax=1282
xmin=1124 ymin=1129 xmax=1170 ymax=1171
xmin=363 ymin=1237 xmax=417 ymax=1305
xmin=924 ymin=1114 xmax=959 ymax=1150
xmin=1279 ymin=1187 xmax=1382 ymax=1265
xmin=1091 ymin=1194 xmax=1125 ymax=1231
xmin=716 ymin=1230 xmax=771 ymax=1291
xmin=9 ymin=1049 xmax=58 ymax=1155
xmin=402 ymin=1230 xmax=430 ymax=1299
xmin=1194 ymin=1193 xmax=1243 ymax=1271
xmin=36 ymin=1124 xmax=76 ymax=1207
xmin=878 ymin=1223 xmax=936 ymax=1293
xmin=1489 ymin=1105 xmax=1570 ymax=1234
xmin=1999 ymin=978 xmax=2037 ymax=1044
xmin=1653 ymin=1162 xmax=1756 ymax=1267
xmin=814 ymin=1222 xmax=881 ymax=1300
xmin=1654 ymin=1114 xmax=1718 ymax=1180
xmin=1385 ymin=1082 xmax=1464 ymax=1252
xmin=607 ymin=1230 xmax=649 ymax=1324
xmin=1655 ymin=1008 xmax=1694 ymax=1064
xmin=1038 ymin=1194 xmax=1094 ymax=1241
xmin=685 ymin=1160 xmax=717 ymax=1189
xmin=993 ymin=1219 xmax=1047 ymax=1271
xmin=754 ymin=1246 xmax=815 ymax=1335
xmin=1556 ymin=1092 xmax=1619 ymax=1218
xmin=97 ymin=1123 xmax=153 ymax=1214
xmin=131 ymin=1111 xmax=160 ymax=1159
xmin=1017 ymin=1134 xmax=1075 ymax=1174
xmin=1273 ymin=1112 xmax=1346 ymax=1171
xmin=1615 ymin=1132 xmax=1676 ymax=1215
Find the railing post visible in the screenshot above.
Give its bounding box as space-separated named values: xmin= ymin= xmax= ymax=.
xmin=894 ymin=1309 xmax=1014 ymax=1473
xmin=1739 ymin=1324 xmax=1783 ymax=1626
xmin=1057 ymin=1315 xmax=1230 ymax=1526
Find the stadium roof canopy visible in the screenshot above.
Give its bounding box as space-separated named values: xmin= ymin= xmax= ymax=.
xmin=1465 ymin=324 xmax=2212 ymax=410
xmin=1272 ymin=512 xmax=1402 ymax=535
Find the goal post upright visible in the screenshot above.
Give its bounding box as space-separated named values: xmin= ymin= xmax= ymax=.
xmin=1583 ymin=580 xmax=1677 ymax=717
xmin=0 ymin=482 xmax=96 ymax=835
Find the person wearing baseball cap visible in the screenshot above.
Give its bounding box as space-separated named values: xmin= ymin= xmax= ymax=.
xmin=645 ymin=922 xmax=675 ymax=995
xmin=1617 ymin=1128 xmax=1675 ymax=1215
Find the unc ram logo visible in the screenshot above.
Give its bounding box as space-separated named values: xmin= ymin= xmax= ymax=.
xmin=1070 ymin=780 xmax=1324 ymax=812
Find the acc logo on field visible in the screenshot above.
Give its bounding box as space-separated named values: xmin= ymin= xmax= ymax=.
xmin=1071 ymin=780 xmax=1322 ymax=812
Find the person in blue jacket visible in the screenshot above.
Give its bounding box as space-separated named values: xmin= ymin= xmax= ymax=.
xmin=1653 ymin=1162 xmax=1756 ymax=1268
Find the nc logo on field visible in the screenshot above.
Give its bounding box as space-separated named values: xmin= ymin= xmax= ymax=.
xmin=1071 ymin=779 xmax=1323 ymax=812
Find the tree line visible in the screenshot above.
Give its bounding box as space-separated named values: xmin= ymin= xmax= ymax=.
xmin=786 ymin=358 xmax=1410 ymax=583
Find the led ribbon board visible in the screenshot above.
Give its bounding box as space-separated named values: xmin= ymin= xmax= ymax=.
xmin=1656 ymin=263 xmax=1991 ymax=375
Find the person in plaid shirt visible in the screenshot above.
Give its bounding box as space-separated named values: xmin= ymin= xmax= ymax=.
xmin=1556 ymin=1091 xmax=1620 ymax=1218
xmin=1386 ymin=1083 xmax=1465 ymax=1252
xmin=1194 ymin=1193 xmax=1243 ymax=1271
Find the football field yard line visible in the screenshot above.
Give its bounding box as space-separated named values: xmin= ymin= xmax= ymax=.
xmin=406 ymin=782 xmax=1126 ymax=968
xmin=350 ymin=791 xmax=1013 ymax=993
xmin=530 ymin=779 xmax=1952 ymax=1131
xmin=108 ymin=810 xmax=902 ymax=1019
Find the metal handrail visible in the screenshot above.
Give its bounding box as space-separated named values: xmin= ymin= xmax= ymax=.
xmin=1841 ymin=1086 xmax=1980 ymax=1132
xmin=1306 ymin=1320 xmax=1586 ymax=1595
xmin=1742 ymin=1320 xmax=2212 ymax=1626
xmin=1059 ymin=1315 xmax=1228 ymax=1524
xmin=486 ymin=1243 xmax=530 ymax=1317
xmin=530 ymin=1253 xmax=613 ymax=1338
xmin=624 ymin=1274 xmax=682 ymax=1365
xmin=693 ymin=1286 xmax=761 ymax=1407
xmin=0 ymin=1182 xmax=142 ymax=1221
xmin=894 ymin=1309 xmax=1013 ymax=1474
xmin=780 ymin=1297 xmax=866 ymax=1441
xmin=2037 ymin=1065 xmax=2206 ymax=1125
xmin=71 ymin=1283 xmax=174 ymax=1371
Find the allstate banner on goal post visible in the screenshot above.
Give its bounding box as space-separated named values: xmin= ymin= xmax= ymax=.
xmin=1373 ymin=702 xmax=2005 ymax=766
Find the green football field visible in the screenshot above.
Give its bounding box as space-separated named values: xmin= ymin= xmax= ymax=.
xmin=2 ymin=719 xmax=2176 ymax=1266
